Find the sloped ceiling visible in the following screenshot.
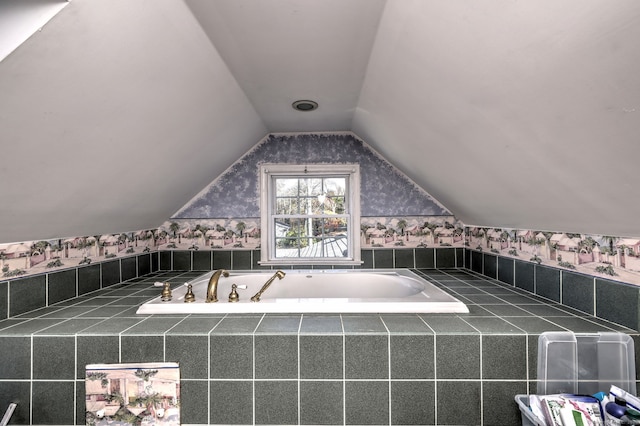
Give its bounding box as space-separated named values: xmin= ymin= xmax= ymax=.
xmin=1 ymin=0 xmax=640 ymax=244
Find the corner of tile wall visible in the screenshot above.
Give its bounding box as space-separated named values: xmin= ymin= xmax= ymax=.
xmin=465 ymin=248 xmax=640 ymax=331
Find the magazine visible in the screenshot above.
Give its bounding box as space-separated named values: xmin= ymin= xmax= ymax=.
xmin=530 ymin=394 xmax=603 ymax=426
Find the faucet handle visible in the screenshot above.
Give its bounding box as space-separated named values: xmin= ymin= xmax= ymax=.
xmin=228 ymin=283 xmax=244 ymax=303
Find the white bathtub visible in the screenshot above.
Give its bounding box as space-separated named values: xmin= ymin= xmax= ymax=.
xmin=136 ymin=269 xmax=469 ymax=314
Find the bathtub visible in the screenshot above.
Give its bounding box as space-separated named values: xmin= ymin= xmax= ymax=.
xmin=136 ymin=269 xmax=469 ymax=314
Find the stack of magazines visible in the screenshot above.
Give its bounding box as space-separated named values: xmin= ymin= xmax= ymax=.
xmin=529 ymin=394 xmax=603 ymax=426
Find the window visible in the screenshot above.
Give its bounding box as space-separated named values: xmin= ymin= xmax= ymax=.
xmin=260 ymin=164 xmax=361 ymax=265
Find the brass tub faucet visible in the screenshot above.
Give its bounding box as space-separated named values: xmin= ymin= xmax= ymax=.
xmin=206 ymin=269 xmax=229 ymax=303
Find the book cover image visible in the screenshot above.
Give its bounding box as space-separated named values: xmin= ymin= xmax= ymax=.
xmin=85 ymin=363 xmax=180 ymax=426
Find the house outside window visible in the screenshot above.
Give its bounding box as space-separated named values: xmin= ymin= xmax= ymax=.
xmin=260 ymin=164 xmax=361 ymax=265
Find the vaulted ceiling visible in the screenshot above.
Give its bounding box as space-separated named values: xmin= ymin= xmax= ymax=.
xmin=1 ymin=0 xmax=639 ymax=244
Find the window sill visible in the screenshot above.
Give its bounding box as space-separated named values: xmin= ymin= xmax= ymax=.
xmin=259 ymin=259 xmax=363 ymax=266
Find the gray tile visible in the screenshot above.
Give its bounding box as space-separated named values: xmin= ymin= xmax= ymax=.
xmin=166 ymin=335 xmax=209 ymax=379
xmin=462 ymin=317 xmax=526 ymax=334
xmin=255 ymin=381 xmax=298 ymax=425
xmin=32 ymin=381 xmax=75 ymax=424
xmin=33 ymin=335 xmax=75 ymax=379
xmin=31 ymin=382 xmax=75 ymax=425
xmin=514 ymin=259 xmax=535 ymax=292
xmin=255 ymin=335 xmax=297 ymax=379
xmin=547 ymin=316 xmax=618 ymax=332
xmin=483 ymin=253 xmax=497 ymax=279
xmin=390 ymin=334 xmax=434 ymax=379
xmin=121 ymin=317 xmax=184 ymax=334
xmin=77 ymin=305 xmax=131 ymax=318
xmin=419 ymin=316 xmax=478 ymax=334
xmin=35 ymin=318 xmax=104 ymax=336
xmin=0 ymin=318 xmax=60 ymax=334
xmin=391 ymin=381 xmax=435 ymax=425
xmin=300 ymin=335 xmax=343 ymax=379
xmin=120 ymin=335 xmax=164 ymax=363
xmin=121 ymin=255 xmax=138 ymax=280
xmin=345 ymin=334 xmax=388 ymax=379
xmin=47 ymin=269 xmax=77 ymax=304
xmin=535 ymin=265 xmax=561 ymax=302
xmin=437 ymin=381 xmax=481 ymax=425
xmin=519 ymin=303 xmax=575 ymax=317
xmin=0 ymin=281 xmax=6 ymax=320
xmin=77 ymin=335 xmax=120 ymax=378
xmin=232 ymin=250 xmax=252 ymax=269
xmin=415 ymin=248 xmax=435 ymax=268
xmin=394 ymin=248 xmax=414 ymax=268
xmin=0 ymin=336 xmax=30 ymax=379
xmin=450 ymin=286 xmax=490 ymax=295
xmin=460 ymin=305 xmax=496 ymax=316
xmin=596 ymin=278 xmax=640 ymax=331
xmin=192 ymin=250 xmax=212 ymax=270
xmin=342 ymin=315 xmax=387 ymax=333
xmin=211 ymin=316 xmax=261 ymax=334
xmin=300 ymin=314 xmax=343 ymax=333
xmin=256 ymin=315 xmax=301 ymax=333
xmin=482 ymin=304 xmax=532 ymax=316
xmin=381 ymin=315 xmax=433 ymax=333
xmin=9 ymin=274 xmax=46 ymax=316
xmin=300 ymin=381 xmax=343 ymax=425
xmin=210 ymin=335 xmax=253 ymax=379
xmin=374 ymin=249 xmax=393 ymax=268
xmin=361 ymin=249 xmax=374 ymax=268
xmin=470 ymin=250 xmax=483 ymax=273
xmin=483 ymin=381 xmax=528 ymax=426
xmin=78 ymin=318 xmax=144 ymax=335
xmin=166 ymin=316 xmax=222 ymax=334
xmin=482 ymin=335 xmax=527 ymax=380
xmin=138 ymin=253 xmax=152 ymax=275
xmin=436 ymin=334 xmax=480 ymax=379
xmin=497 ymin=256 xmax=515 ymax=285
xmin=0 ymin=381 xmax=30 ymax=423
xmin=499 ymin=293 xmax=548 ymax=305
xmin=0 ymin=318 xmax=27 ymax=331
xmin=101 ymin=259 xmax=121 ymax=287
xmin=562 ymin=271 xmax=595 ymax=315
xmin=172 ymin=251 xmax=192 ymax=270
xmin=213 ymin=251 xmax=232 ymax=269
xmin=180 ymin=380 xmax=209 ymax=425
xmin=458 ymin=293 xmax=505 ymax=304
xmin=502 ymin=316 xmax=566 ymax=333
xmin=345 ymin=381 xmax=389 ymax=425
xmin=105 ymin=295 xmax=155 ymax=306
xmin=39 ymin=305 xmax=95 ymax=318
xmin=210 ymin=380 xmax=253 ymax=425
xmin=436 ymin=247 xmax=456 ymax=268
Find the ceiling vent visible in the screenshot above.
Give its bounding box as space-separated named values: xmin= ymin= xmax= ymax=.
xmin=292 ymin=100 xmax=318 ymax=112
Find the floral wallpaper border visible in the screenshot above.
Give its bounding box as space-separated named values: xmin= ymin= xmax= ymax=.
xmin=3 ymin=221 xmax=640 ymax=287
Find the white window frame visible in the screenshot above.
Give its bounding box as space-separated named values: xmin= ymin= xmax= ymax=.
xmin=259 ymin=163 xmax=361 ymax=266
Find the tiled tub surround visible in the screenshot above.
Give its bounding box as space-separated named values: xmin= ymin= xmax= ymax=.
xmin=1 ymin=269 xmax=639 ymax=425
xmin=0 ymin=248 xmax=464 ymax=321
xmin=466 ymin=249 xmax=640 ymax=331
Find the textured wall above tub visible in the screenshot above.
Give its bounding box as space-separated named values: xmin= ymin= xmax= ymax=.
xmin=174 ymin=132 xmax=451 ymax=219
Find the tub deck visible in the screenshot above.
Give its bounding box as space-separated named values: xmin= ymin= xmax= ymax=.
xmin=0 ymin=268 xmax=636 ymax=426
xmin=136 ymin=269 xmax=470 ymax=314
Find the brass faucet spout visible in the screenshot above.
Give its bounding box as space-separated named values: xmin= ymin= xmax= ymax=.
xmin=206 ymin=269 xmax=229 ymax=303
xmin=251 ymin=270 xmax=286 ymax=302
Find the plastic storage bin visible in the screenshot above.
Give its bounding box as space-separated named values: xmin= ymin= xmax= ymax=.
xmin=516 ymin=395 xmax=545 ymax=426
xmin=516 ymin=331 xmax=637 ymax=425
